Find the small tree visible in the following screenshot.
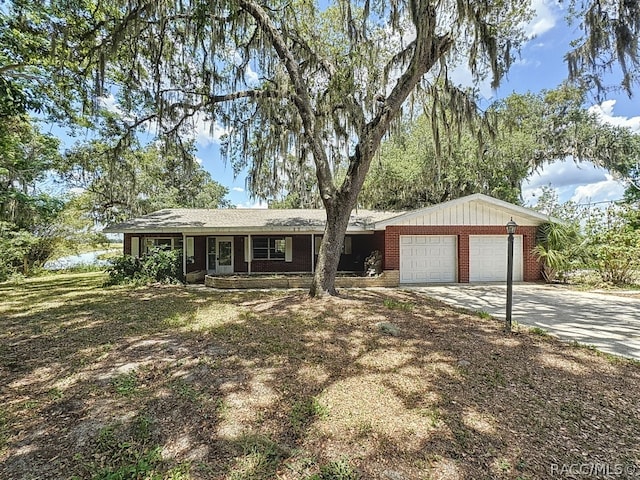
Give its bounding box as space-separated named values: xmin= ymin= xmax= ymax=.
xmin=531 ymin=186 xmax=587 ymax=283
xmin=533 ymin=222 xmax=582 ymax=283
xmin=583 ymin=205 xmax=640 ymax=285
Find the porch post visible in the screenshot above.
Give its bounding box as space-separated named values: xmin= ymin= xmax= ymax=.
xmin=311 ymin=234 xmax=315 ymax=273
xmin=182 ymin=233 xmax=187 ymax=279
xmin=247 ymin=235 xmax=252 ymax=275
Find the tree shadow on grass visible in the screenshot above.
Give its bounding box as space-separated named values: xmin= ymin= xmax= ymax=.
xmin=1 ymin=277 xmax=639 ymax=479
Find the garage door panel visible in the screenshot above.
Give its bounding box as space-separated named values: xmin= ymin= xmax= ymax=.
xmin=400 ymin=235 xmax=457 ymax=283
xmin=469 ymin=235 xmax=522 ymax=282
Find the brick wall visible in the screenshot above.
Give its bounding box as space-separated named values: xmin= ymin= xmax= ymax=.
xmin=384 ymin=225 xmax=542 ymax=282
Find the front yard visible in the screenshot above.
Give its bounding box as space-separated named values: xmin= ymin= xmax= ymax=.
xmin=1 ymin=273 xmax=639 ymax=479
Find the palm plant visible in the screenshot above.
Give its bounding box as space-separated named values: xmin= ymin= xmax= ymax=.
xmin=533 ymin=221 xmax=582 ymax=283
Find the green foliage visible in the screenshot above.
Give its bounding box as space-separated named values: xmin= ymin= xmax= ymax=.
xmin=530 ymin=327 xmax=549 ymax=336
xmin=309 ymin=458 xmax=360 ymax=480
xmin=361 ymin=86 xmax=638 ymax=210
xmin=582 ymin=205 xmax=640 ymax=285
xmin=111 ymin=371 xmax=139 ymax=396
xmin=103 ymin=255 xmax=142 ymax=285
xmin=140 ymin=248 xmax=185 ymax=284
xmin=59 ymin=135 xmax=231 ymax=225
xmin=532 ymin=187 xmax=586 ymax=283
xmin=290 ymin=397 xmax=329 ymax=433
xmin=383 ymin=298 xmax=415 ymax=311
xmin=105 ymin=249 xmax=184 ymax=286
xmin=228 ymin=435 xmax=288 ymax=480
xmin=75 ymin=421 xmax=164 ymax=480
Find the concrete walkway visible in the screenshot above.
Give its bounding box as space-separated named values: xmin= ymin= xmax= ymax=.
xmin=406 ymin=284 xmax=640 ymax=360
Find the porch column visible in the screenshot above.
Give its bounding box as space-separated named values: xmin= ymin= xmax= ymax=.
xmin=247 ymin=235 xmax=252 ymax=275
xmin=311 ymin=234 xmax=315 ymax=273
xmin=182 ymin=233 xmax=187 ymax=278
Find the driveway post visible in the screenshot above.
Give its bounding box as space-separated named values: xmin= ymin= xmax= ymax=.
xmin=505 ymin=218 xmax=517 ymax=332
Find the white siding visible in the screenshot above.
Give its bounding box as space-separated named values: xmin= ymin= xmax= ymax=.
xmin=392 ymin=200 xmax=536 ymax=227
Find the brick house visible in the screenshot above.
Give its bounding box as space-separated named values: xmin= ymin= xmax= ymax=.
xmin=104 ymin=193 xmax=550 ymax=285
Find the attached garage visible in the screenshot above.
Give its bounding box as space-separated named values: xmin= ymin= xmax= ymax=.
xmin=376 ymin=193 xmax=552 ymax=283
xmin=399 ymin=235 xmax=457 ymax=283
xmin=469 ymin=235 xmax=523 ymax=282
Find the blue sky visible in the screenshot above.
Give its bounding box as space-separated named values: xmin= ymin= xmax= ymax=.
xmin=96 ymin=1 xmax=640 ymax=209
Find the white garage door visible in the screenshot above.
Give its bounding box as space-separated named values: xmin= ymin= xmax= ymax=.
xmin=469 ymin=235 xmax=523 ymax=282
xmin=400 ymin=235 xmax=457 ymax=283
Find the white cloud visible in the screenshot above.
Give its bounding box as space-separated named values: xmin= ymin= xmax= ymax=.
xmin=523 ymin=159 xmax=626 ymax=205
xmin=245 ymin=64 xmax=259 ymax=85
xmin=194 ymin=156 xmax=204 ymax=165
xmin=232 ymin=187 xmax=245 ymax=192
xmin=526 ymin=159 xmax=607 ymax=189
xmin=525 ymin=0 xmax=558 ymax=38
xmin=570 ymin=174 xmax=627 ymax=204
xmin=192 ymin=114 xmax=230 ymax=147
xmin=588 ymin=100 xmax=640 ymax=132
xmin=98 ymin=94 xmax=122 ymax=114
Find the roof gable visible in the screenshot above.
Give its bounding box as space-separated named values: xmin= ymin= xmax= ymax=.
xmin=374 ymin=194 xmax=553 ymax=228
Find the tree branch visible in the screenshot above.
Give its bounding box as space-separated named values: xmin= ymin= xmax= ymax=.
xmin=237 ymin=0 xmax=336 ymax=204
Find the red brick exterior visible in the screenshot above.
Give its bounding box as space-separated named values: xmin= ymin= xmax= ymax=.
xmin=123 ymin=226 xmax=542 ymax=282
xmin=384 ymin=225 xmax=542 ymax=282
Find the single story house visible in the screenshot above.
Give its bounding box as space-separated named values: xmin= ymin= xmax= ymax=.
xmin=104 ymin=193 xmax=551 ymax=285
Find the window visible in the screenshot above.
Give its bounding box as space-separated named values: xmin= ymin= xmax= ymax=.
xmin=314 ymin=235 xmax=352 ymax=254
xmin=144 ymin=237 xmax=181 ymax=253
xmin=253 ymin=237 xmax=286 ymax=260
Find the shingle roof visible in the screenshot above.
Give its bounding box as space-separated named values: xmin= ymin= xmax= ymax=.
xmin=104 ymin=208 xmax=401 ymax=234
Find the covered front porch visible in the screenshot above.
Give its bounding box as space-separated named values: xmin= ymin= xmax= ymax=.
xmin=174 ymin=232 xmax=385 ymax=283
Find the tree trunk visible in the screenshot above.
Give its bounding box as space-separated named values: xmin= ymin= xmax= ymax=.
xmin=309 ymin=198 xmax=356 ymax=297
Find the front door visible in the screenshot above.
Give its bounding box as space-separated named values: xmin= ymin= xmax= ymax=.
xmin=215 ymin=237 xmax=234 ymax=274
xmin=206 ymin=237 xmax=216 ymax=274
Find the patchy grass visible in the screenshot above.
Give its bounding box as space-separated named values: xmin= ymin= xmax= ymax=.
xmin=1 ymin=273 xmax=640 ymax=479
xmin=529 ymin=326 xmax=549 ymax=336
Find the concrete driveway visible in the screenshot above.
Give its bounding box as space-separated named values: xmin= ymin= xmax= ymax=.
xmin=406 ymin=283 xmax=640 ymax=360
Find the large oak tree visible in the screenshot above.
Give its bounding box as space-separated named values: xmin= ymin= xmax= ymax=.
xmin=3 ymin=0 xmax=639 ymax=295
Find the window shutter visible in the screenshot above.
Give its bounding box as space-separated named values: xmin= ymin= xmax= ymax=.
xmin=315 ymin=236 xmax=322 ymax=254
xmin=285 ymin=237 xmax=293 ymax=262
xmin=244 ymin=237 xmax=252 ymax=262
xmin=343 ymin=236 xmax=352 ymax=254
xmin=131 ymin=237 xmax=140 ymax=258
xmin=186 ymin=237 xmax=194 ymax=257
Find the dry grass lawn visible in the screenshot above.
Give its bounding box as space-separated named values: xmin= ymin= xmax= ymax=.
xmin=1 ymin=272 xmax=639 ymax=479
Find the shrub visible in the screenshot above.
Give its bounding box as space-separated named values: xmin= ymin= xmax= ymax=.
xmin=583 ymin=206 xmax=640 ymax=285
xmin=105 ymin=248 xmax=184 ymax=285
xmin=141 ymin=247 xmax=184 ymax=284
